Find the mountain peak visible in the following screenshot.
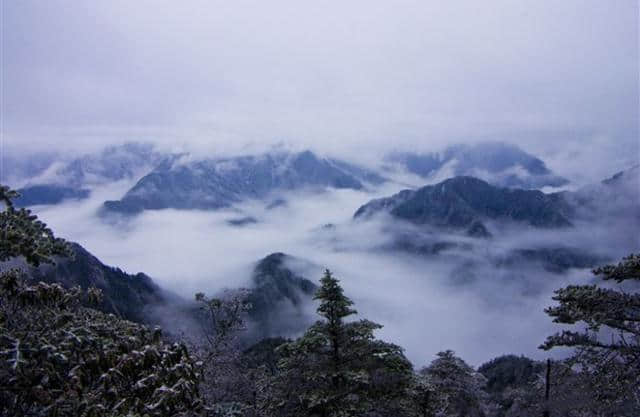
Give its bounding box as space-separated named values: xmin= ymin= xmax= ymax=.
xmin=355 ymin=175 xmax=572 ymax=232
xmin=102 ymin=150 xmax=383 ymax=215
xmin=387 ymin=142 xmax=568 ymax=189
xmin=247 ymin=252 xmax=317 ymax=339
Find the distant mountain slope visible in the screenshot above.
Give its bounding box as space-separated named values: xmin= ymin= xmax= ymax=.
xmin=246 ymin=252 xmax=318 ymax=339
xmin=16 ymin=242 xmax=168 ymax=323
xmin=478 ymin=355 xmax=543 ymax=396
xmin=602 ymin=164 xmax=639 ymax=187
xmin=327 ymin=158 xmax=386 ymax=185
xmin=352 ymin=169 xmax=637 ymax=272
xmin=2 ymin=151 xmax=59 ymax=185
xmin=15 ymin=185 xmax=90 ymax=207
xmin=387 ymin=142 xmax=568 ymax=189
xmin=565 ymin=164 xmax=639 ymax=220
xmin=56 ymin=142 xmax=168 ymax=187
xmin=354 ymin=176 xmax=572 ymax=236
xmin=103 ymin=150 xmax=384 ymax=215
xmin=8 ymin=244 xmax=321 ymax=337
xmin=12 ymin=143 xmax=169 ymax=207
xmin=497 ymin=247 xmax=605 ymax=273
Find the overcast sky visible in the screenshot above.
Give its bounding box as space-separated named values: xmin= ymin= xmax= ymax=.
xmin=2 ymin=1 xmax=639 ymax=168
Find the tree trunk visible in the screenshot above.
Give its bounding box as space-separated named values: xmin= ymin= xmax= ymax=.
xmin=543 ymin=358 xmax=551 ymax=417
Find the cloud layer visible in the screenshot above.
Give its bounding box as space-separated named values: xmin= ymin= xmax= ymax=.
xmin=28 ymin=176 xmax=638 ymax=366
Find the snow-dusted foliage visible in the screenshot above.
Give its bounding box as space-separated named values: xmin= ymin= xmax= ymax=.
xmin=0 ymin=185 xmax=203 ymax=417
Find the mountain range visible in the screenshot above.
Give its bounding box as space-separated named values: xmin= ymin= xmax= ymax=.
xmin=354 ymin=176 xmax=572 ymax=237
xmin=6 ymin=158 xmax=636 ymax=351
xmin=12 ymin=141 xmax=573 ymax=212
xmin=14 ymin=143 xmax=168 ymax=207
xmin=350 ymin=170 xmax=637 ymax=272
xmin=9 ymin=143 xmax=637 ymax=295
xmin=387 ymin=142 xmax=568 ymax=189
xmin=102 ymin=150 xmax=384 ymax=215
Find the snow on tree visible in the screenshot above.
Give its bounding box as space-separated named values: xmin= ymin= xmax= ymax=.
xmin=419 ymin=350 xmax=489 ymax=417
xmin=0 ymin=184 xmax=203 ymax=416
xmin=263 ymin=269 xmax=414 ymax=416
xmin=540 ymin=254 xmax=640 ymax=414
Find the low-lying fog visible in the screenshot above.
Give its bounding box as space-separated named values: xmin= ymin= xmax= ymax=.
xmin=29 ymin=179 xmax=636 ymax=367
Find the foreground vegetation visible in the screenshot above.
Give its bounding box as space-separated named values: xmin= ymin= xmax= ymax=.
xmin=1 ymin=185 xmax=638 ymax=416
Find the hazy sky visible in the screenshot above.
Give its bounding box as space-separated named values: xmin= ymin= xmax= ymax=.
xmin=3 ymin=0 xmax=638 ymax=167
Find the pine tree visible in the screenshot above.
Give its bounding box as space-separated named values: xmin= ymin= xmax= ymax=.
xmin=419 ymin=350 xmax=488 ymax=417
xmin=0 ymin=184 xmax=203 ymax=416
xmin=265 ymin=269 xmax=413 ymax=417
xmin=0 ymin=185 xmax=72 ymax=266
xmin=314 ymin=268 xmax=357 ymax=382
xmin=540 ymin=254 xmax=640 ymax=413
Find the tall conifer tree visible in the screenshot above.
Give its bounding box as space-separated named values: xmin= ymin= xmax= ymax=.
xmin=267 ymin=269 xmax=413 ymax=416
